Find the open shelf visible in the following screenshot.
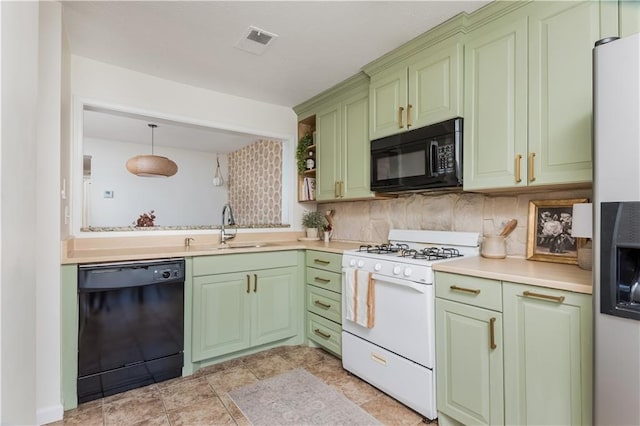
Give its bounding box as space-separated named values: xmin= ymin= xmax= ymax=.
xmin=298 ymin=115 xmax=316 ymax=202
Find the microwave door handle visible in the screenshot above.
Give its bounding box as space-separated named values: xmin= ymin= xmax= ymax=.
xmin=430 ymin=140 xmax=439 ymax=177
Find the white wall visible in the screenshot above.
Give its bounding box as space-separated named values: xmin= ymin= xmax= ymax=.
xmin=1 ymin=1 xmax=39 ymax=424
xmin=36 ymin=2 xmax=63 ymax=423
xmin=60 ymin=9 xmax=71 ymax=240
xmin=69 ymin=56 xmax=305 ymax=236
xmin=84 ymin=138 xmax=228 ymax=227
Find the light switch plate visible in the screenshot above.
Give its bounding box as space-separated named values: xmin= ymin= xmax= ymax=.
xmin=103 ymin=190 xmax=114 ymax=198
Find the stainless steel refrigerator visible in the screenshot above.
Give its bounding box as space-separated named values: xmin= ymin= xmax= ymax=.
xmin=593 ymin=32 xmax=640 ymax=425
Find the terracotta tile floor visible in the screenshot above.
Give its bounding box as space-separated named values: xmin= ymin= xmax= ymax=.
xmin=51 ymin=345 xmax=429 ymax=425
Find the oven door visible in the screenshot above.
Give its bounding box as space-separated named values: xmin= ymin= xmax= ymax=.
xmin=341 ymin=271 xmax=434 ymax=368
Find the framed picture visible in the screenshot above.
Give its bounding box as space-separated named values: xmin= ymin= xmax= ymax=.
xmin=526 ymin=198 xmax=588 ymax=264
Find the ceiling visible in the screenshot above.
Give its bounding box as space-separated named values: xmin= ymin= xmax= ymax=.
xmin=61 ymin=1 xmax=491 ymax=108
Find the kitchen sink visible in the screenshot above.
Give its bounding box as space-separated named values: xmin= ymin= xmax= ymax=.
xmin=188 ymin=242 xmax=271 ymax=251
xmin=226 ymin=241 xmax=271 ymax=248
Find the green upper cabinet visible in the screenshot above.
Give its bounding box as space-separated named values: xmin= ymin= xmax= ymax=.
xmin=620 ymin=0 xmax=640 ymax=37
xmin=502 ymin=282 xmax=592 ymax=426
xmin=463 ymin=13 xmax=529 ymax=191
xmin=316 ymin=84 xmax=372 ymax=201
xmin=369 ymin=67 xmax=407 ymax=140
xmin=316 ymin=102 xmax=341 ymax=201
xmin=464 ymin=1 xmax=614 ymax=191
xmin=369 ymin=35 xmax=463 ymax=140
xmin=527 ymin=1 xmax=603 ymax=186
xmin=295 ymin=74 xmax=372 ymax=202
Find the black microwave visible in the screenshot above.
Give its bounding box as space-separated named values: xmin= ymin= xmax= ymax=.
xmin=370 ymin=117 xmax=463 ymax=193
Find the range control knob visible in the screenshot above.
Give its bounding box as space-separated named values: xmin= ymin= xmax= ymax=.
xmin=349 ymin=259 xmax=357 ymax=267
xmin=162 ymin=270 xmax=171 ymax=279
xmin=403 ymin=268 xmax=412 ymax=277
xmin=357 ymin=260 xmax=365 ymax=268
xmin=393 ymin=265 xmax=402 ymax=275
xmin=374 ymin=263 xmax=382 ymax=271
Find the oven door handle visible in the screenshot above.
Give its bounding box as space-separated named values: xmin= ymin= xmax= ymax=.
xmin=371 ymin=273 xmax=427 ymax=294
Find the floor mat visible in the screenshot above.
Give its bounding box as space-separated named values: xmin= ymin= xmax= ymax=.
xmin=228 ymin=368 xmax=381 ymax=425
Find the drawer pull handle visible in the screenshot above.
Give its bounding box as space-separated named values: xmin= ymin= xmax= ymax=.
xmin=314 ymin=300 xmax=331 ymax=309
xmin=523 ymin=290 xmax=564 ymax=303
xmin=314 ymin=329 xmax=331 ymax=339
xmin=489 ymin=317 xmax=497 ymax=350
xmin=246 ymin=274 xmax=250 ymax=294
xmin=314 ymin=277 xmax=331 ymax=284
xmin=254 ymin=273 xmax=258 ymax=293
xmin=371 ymin=352 xmax=387 ymax=366
xmin=314 ymin=259 xmax=330 ymax=265
xmin=450 ymin=285 xmax=481 ymax=295
xmin=515 ymin=154 xmax=522 ymax=183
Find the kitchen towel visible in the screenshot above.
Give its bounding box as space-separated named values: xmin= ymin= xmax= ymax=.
xmin=344 ymin=268 xmax=375 ymax=328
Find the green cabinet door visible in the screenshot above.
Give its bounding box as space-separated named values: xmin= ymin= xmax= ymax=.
xmin=252 ymin=266 xmax=298 ymax=346
xmin=316 ymin=102 xmax=341 ymax=201
xmin=192 ymin=272 xmax=251 ymax=361
xmin=341 ymin=91 xmax=371 ymax=199
xmin=316 ymin=89 xmax=372 ymax=201
xmin=620 ymin=0 xmax=640 ymax=37
xmin=463 ymin=14 xmax=528 ymax=191
xmin=436 ymin=298 xmax=504 ymax=426
xmin=408 ymin=36 xmax=463 ymax=130
xmin=528 ymin=1 xmax=603 ymax=186
xmin=369 ymin=66 xmax=408 ymax=140
xmin=503 ymin=282 xmax=592 ymax=426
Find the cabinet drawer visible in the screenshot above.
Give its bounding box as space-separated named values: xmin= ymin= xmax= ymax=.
xmin=306 ymin=267 xmax=341 ymax=293
xmin=435 ymin=272 xmax=502 ymax=312
xmin=307 ymin=285 xmax=341 ymax=324
xmin=307 ymin=312 xmax=342 ymax=356
xmin=306 ymin=250 xmax=342 ymax=274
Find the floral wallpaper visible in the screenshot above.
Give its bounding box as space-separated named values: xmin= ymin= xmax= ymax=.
xmin=228 ymin=139 xmax=282 ymax=225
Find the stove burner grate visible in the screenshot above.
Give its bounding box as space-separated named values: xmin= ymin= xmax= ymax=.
xmin=358 ymin=243 xmax=410 ymax=255
xmin=400 ymin=247 xmax=463 ymax=261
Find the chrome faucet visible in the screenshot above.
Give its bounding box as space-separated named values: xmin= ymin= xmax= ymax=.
xmin=221 ymin=203 xmax=237 ymax=244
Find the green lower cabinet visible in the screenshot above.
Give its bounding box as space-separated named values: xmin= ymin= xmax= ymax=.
xmin=502 ymin=282 xmax=592 ymax=426
xmin=435 ymin=298 xmax=504 ymax=426
xmin=192 ymin=265 xmax=298 ymax=361
xmin=251 ymin=267 xmax=299 ymax=346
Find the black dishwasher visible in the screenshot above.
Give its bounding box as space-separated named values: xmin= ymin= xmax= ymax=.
xmin=77 ymin=258 xmax=184 ymax=403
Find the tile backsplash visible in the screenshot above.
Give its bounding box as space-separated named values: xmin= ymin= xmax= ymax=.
xmin=319 ymin=188 xmax=592 ymax=257
xmin=228 ymin=139 xmax=282 ymax=225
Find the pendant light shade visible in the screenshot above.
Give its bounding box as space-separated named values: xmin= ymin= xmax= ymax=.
xmin=126 ymin=124 xmax=178 ymax=177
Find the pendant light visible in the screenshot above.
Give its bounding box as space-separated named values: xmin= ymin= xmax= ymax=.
xmin=213 ymin=154 xmax=225 ymax=186
xmin=126 ymin=124 xmax=178 ymax=177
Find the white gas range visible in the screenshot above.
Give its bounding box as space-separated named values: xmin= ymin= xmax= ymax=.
xmin=341 ymin=229 xmax=480 ymax=421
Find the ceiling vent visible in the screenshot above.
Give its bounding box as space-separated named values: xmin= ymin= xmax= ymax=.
xmin=235 ymin=26 xmax=278 ymax=55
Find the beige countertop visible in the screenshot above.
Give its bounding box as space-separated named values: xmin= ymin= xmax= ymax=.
xmin=62 ymin=234 xmax=592 ymax=295
xmin=62 ymin=234 xmax=362 ymax=264
xmin=433 ymin=256 xmax=593 ymax=294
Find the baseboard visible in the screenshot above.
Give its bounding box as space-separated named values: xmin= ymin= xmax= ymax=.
xmin=37 ymin=403 xmax=63 ymax=425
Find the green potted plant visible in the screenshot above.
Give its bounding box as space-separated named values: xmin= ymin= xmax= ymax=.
xmin=296 ymin=132 xmax=314 ymax=176
xmin=301 ymin=210 xmax=326 ymax=239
